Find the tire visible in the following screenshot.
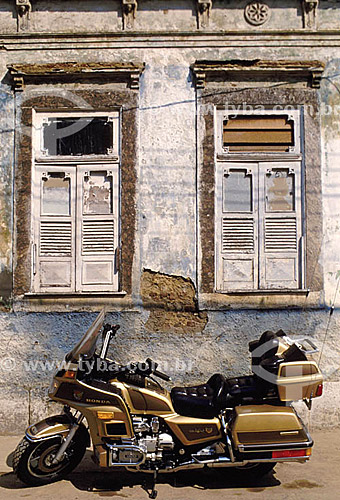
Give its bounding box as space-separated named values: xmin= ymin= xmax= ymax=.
xmin=233 ymin=462 xmax=276 ymax=479
xmin=13 ymin=424 xmax=88 ymax=486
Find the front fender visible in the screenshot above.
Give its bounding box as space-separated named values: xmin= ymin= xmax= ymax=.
xmin=25 ymin=414 xmax=90 ymax=447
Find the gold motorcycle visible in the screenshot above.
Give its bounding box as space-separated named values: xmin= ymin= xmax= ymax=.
xmin=13 ymin=310 xmax=323 ymax=498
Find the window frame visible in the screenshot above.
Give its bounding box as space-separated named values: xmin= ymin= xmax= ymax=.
xmin=33 ymin=110 xmax=120 ymax=161
xmin=216 ymin=108 xmax=301 ymax=157
xmin=13 ymin=88 xmax=138 ymax=308
xmin=215 ymin=108 xmax=304 ymax=293
xmin=197 ymin=85 xmax=323 ymax=308
xmin=30 ymin=109 xmax=121 ymax=295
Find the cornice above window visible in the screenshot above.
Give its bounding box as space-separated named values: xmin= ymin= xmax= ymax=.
xmin=7 ymin=62 xmax=145 ymax=91
xmin=191 ymin=59 xmax=325 ymax=89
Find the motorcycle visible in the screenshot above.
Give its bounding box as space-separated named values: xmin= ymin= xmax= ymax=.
xmin=13 ymin=309 xmax=323 ymax=498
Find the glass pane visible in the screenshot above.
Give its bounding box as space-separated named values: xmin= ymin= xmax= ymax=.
xmin=83 ymin=171 xmax=113 ymax=215
xmin=43 ymin=117 xmax=114 ymax=156
xmin=42 ymin=173 xmax=70 ymax=215
xmin=223 ymin=170 xmax=252 ymax=212
xmin=266 ymin=169 xmax=295 ymax=212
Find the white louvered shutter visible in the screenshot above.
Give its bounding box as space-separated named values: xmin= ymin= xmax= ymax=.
xmin=76 ymin=165 xmax=119 ymax=292
xmin=259 ymin=162 xmax=302 ymax=289
xmin=216 ymin=163 xmax=258 ymax=291
xmin=32 ymin=166 xmax=76 ymax=292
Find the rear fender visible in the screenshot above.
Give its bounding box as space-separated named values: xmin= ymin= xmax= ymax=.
xmin=25 ymin=414 xmax=90 ymax=447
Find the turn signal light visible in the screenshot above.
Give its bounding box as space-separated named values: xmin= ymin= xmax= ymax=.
xmin=315 ymin=384 xmax=323 ymax=397
xmin=97 ymin=411 xmax=115 ymax=420
xmin=64 ymin=370 xmax=76 ymax=379
xmin=272 ymin=449 xmax=311 ymax=459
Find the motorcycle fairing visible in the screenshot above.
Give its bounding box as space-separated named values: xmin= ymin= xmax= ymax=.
xmin=25 ymin=414 xmax=90 ymax=446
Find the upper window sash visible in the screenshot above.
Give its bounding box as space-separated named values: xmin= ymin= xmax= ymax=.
xmin=33 ymin=111 xmax=120 ymax=161
xmin=216 ymin=109 xmax=301 ymax=156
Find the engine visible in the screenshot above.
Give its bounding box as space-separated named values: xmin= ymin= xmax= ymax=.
xmin=133 ymin=416 xmax=174 ymax=461
xmin=108 ymin=416 xmax=174 ymax=467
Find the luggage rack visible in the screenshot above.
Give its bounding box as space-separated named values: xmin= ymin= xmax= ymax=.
xmin=283 ymin=336 xmax=319 ymax=355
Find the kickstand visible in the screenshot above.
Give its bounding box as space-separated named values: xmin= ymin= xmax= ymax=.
xmin=142 ymin=469 xmax=158 ymax=499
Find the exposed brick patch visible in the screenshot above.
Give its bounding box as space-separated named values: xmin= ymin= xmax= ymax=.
xmin=141 ymin=269 xmax=208 ymax=333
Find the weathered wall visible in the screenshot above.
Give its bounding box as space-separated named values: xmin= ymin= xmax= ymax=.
xmin=0 ymin=1 xmax=340 ymax=33
xmin=0 ymin=308 xmax=339 ymax=434
xmin=0 ymin=86 xmax=13 ymax=306
xmin=0 ymin=1 xmax=340 ymax=433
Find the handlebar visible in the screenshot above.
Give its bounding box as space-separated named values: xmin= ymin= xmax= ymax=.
xmin=145 ymin=358 xmax=171 ymax=382
xmin=153 ymin=369 xmax=171 ymax=382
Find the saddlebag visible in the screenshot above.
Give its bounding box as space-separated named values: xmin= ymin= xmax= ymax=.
xmin=230 ymin=404 xmax=312 ymax=454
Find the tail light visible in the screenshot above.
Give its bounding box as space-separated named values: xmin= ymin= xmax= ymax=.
xmin=315 ymin=384 xmax=323 ymax=397
xmin=272 ymin=448 xmax=311 ymax=459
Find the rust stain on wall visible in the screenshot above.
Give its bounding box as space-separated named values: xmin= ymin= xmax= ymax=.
xmin=141 ymin=269 xmax=207 ymax=333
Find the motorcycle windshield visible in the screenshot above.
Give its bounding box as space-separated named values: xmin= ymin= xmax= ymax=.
xmin=65 ymin=308 xmax=105 ymax=362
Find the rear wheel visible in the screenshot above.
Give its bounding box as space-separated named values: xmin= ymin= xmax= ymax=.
xmin=13 ymin=425 xmax=88 ymax=486
xmin=233 ymin=462 xmax=276 ymax=479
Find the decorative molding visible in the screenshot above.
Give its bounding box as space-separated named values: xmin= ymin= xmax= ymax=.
xmin=122 ymin=0 xmax=137 ymax=30
xmin=12 ymin=75 xmax=25 ymax=91
xmin=191 ymin=59 xmax=325 ymax=89
xmin=16 ymin=0 xmax=31 ymax=32
xmin=7 ymin=62 xmax=145 ymax=91
xmin=194 ymin=71 xmax=206 ymax=89
xmin=197 ymin=0 xmax=212 ymax=29
xmin=244 ymin=1 xmax=270 ymax=26
xmin=301 ymin=0 xmax=319 ymax=30
xmin=129 ymin=70 xmax=141 ymax=89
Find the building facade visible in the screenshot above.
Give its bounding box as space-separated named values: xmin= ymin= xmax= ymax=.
xmin=0 ymin=0 xmax=340 ymax=433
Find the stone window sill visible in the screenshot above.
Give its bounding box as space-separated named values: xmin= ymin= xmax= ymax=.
xmin=198 ymin=290 xmax=324 ymax=310
xmin=14 ymin=291 xmax=132 ymax=313
xmin=24 ymin=291 xmax=127 ymax=297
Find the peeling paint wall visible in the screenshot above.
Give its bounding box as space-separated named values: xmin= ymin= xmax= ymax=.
xmin=0 ymin=1 xmax=340 ymax=433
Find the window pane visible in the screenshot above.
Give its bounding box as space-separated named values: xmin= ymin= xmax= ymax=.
xmin=83 ymin=171 xmax=113 ymax=215
xmin=266 ymin=169 xmax=295 ymax=212
xmin=223 ymin=115 xmax=294 ymax=152
xmin=42 ymin=173 xmax=70 ymax=215
xmin=223 ymin=170 xmax=252 ymax=212
xmin=43 ymin=117 xmax=114 ymax=156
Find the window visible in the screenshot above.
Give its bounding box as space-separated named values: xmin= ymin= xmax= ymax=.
xmin=215 ymin=110 xmax=304 ymax=292
xmin=34 ymin=112 xmax=119 ymax=160
xmin=222 ymin=114 xmax=295 ymax=153
xmin=31 ymin=112 xmax=120 ymax=293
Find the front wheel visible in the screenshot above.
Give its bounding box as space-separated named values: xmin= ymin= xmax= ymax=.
xmin=13 ymin=425 xmax=88 ymax=486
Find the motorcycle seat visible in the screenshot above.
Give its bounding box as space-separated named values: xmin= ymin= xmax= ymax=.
xmin=170 ymin=373 xmax=226 ymax=419
xmin=171 ymin=374 xmax=260 ymax=419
